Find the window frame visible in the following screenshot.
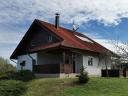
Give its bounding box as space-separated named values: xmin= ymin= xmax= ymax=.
xmin=20 ymin=61 xmax=26 ymax=66
xmin=88 ymin=56 xmax=93 ymax=66
xmin=48 ymin=35 xmax=53 ymax=42
xmin=31 ymin=40 xmax=36 ymax=47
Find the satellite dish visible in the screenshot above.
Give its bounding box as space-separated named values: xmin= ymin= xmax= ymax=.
xmin=72 ymin=20 xmax=79 ymax=32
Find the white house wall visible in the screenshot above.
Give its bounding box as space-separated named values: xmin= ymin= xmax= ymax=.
xmin=82 ymin=54 xmax=112 ymax=76
xmin=82 ymin=55 xmax=101 ymax=76
xmin=17 ymin=53 xmax=37 ymax=71
xmin=16 ymin=52 xmax=112 ymax=77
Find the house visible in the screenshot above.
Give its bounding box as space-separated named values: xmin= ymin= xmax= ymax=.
xmin=10 ymin=14 xmax=114 ymax=77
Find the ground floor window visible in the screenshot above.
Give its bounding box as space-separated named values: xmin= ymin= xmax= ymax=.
xmin=20 ymin=61 xmax=26 ymax=70
xmin=88 ymin=56 xmax=93 ymax=66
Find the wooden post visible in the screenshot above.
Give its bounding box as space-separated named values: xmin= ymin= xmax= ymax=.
xmin=71 ymin=52 xmax=74 ymax=73
xmin=63 ymin=51 xmax=65 ymax=64
xmin=62 ymin=51 xmax=66 ymax=73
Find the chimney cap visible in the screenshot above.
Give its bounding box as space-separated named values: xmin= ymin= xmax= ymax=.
xmin=55 ymin=13 xmax=60 ymax=16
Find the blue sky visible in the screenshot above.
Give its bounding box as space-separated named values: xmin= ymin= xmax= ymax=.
xmin=0 ymin=0 xmax=128 ymax=65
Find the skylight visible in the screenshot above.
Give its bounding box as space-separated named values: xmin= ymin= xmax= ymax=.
xmin=75 ymin=35 xmax=93 ymax=43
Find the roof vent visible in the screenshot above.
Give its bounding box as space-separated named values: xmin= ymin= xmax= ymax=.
xmin=55 ymin=13 xmax=60 ymax=29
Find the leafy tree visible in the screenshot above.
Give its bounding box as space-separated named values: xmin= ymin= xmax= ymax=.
xmin=109 ymin=40 xmax=128 ymax=68
xmin=0 ymin=57 xmax=16 ymax=79
xmin=0 ymin=57 xmax=16 ymax=73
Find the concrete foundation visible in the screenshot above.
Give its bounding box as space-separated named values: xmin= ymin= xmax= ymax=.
xmin=35 ymin=73 xmax=78 ymax=78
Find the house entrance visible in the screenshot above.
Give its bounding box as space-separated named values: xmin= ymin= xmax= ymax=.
xmin=64 ymin=52 xmax=76 ymax=73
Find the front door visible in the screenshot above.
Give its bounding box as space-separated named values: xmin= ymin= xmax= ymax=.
xmin=64 ymin=52 xmax=76 ymax=73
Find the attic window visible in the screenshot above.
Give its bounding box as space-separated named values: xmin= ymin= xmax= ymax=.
xmin=75 ymin=35 xmax=93 ymax=43
xmin=31 ymin=40 xmax=36 ymax=47
xmin=48 ymin=35 xmax=53 ymax=42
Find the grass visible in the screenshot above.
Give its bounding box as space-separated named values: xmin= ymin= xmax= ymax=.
xmin=1 ymin=78 xmax=128 ymax=96
xmin=0 ymin=80 xmax=26 ymax=96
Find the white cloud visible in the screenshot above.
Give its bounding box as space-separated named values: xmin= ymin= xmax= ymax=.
xmin=0 ymin=26 xmax=25 ymax=63
xmin=0 ymin=31 xmax=23 ymax=45
xmin=1 ymin=0 xmax=128 ymax=26
xmin=94 ymin=38 xmax=128 ymax=60
xmin=83 ymin=32 xmax=116 ymax=52
xmin=94 ymin=39 xmax=116 ymax=52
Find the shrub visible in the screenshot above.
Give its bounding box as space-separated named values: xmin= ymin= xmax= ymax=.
xmin=0 ymin=57 xmax=16 ymax=80
xmin=0 ymin=80 xmax=26 ymax=96
xmin=0 ymin=57 xmax=16 ymax=73
xmin=13 ymin=70 xmax=35 ymax=82
xmin=78 ymin=66 xmax=89 ymax=83
xmin=0 ymin=71 xmax=15 ymax=80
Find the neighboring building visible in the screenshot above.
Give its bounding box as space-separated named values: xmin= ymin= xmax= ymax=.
xmin=10 ymin=14 xmax=114 ymax=77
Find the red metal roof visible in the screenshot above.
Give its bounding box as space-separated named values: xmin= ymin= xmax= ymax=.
xmin=10 ymin=19 xmax=110 ymax=59
xmin=32 ymin=19 xmax=108 ymax=53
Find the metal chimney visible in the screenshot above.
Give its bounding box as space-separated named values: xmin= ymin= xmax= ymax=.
xmin=55 ymin=13 xmax=60 ymax=29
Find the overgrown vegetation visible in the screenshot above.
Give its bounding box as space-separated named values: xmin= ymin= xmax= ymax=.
xmin=0 ymin=78 xmax=128 ymax=96
xmin=0 ymin=57 xmax=16 ymax=79
xmin=13 ymin=70 xmax=35 ymax=82
xmin=78 ymin=66 xmax=89 ymax=83
xmin=0 ymin=80 xmax=26 ymax=96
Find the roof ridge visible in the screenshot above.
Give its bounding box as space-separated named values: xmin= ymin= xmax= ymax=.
xmin=36 ymin=19 xmax=74 ymax=32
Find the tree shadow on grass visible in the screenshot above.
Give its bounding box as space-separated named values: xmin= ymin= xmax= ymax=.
xmin=72 ymin=80 xmax=88 ymax=86
xmin=62 ymin=79 xmax=88 ymax=88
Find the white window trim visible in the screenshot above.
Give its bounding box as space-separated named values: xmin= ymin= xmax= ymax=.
xmin=88 ymin=56 xmax=93 ymax=66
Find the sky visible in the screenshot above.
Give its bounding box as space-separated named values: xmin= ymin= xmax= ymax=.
xmin=1 ymin=0 xmax=128 ymax=65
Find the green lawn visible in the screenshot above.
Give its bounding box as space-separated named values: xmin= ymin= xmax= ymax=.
xmin=1 ymin=78 xmax=128 ymax=96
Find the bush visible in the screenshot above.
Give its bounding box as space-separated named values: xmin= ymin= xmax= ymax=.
xmin=13 ymin=70 xmax=35 ymax=82
xmin=0 ymin=57 xmax=16 ymax=73
xmin=0 ymin=71 xmax=15 ymax=80
xmin=0 ymin=80 xmax=26 ymax=96
xmin=78 ymin=66 xmax=89 ymax=83
xmin=0 ymin=57 xmax=16 ymax=80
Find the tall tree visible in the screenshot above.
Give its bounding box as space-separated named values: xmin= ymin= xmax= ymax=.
xmin=0 ymin=57 xmax=16 ymax=73
xmin=109 ymin=39 xmax=128 ymax=69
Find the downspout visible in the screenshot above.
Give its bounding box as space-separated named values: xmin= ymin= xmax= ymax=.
xmin=27 ymin=54 xmax=36 ymax=65
xmin=27 ymin=54 xmax=34 ymax=61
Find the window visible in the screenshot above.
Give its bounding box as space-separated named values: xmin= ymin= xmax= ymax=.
xmin=48 ymin=35 xmax=53 ymax=42
xmin=20 ymin=61 xmax=26 ymax=66
xmin=31 ymin=40 xmax=36 ymax=47
xmin=75 ymin=35 xmax=93 ymax=43
xmin=88 ymin=57 xmax=93 ymax=66
xmin=20 ymin=61 xmax=26 ymax=70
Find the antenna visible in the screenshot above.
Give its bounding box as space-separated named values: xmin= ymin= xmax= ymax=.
xmin=72 ymin=20 xmax=79 ymax=32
